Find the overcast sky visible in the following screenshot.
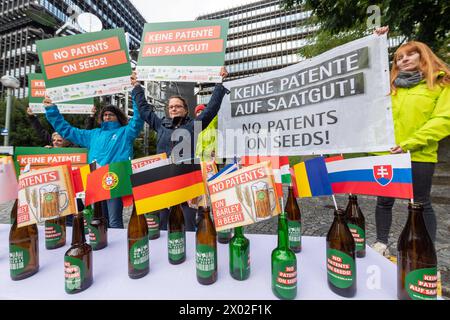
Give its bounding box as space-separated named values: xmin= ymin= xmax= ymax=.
xmin=130 ymin=0 xmax=259 ymax=22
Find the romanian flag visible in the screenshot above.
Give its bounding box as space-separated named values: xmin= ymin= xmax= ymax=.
xmin=131 ymin=163 xmax=205 ymax=215
xmin=241 ymin=156 xmax=290 ymax=198
xmin=293 ymin=157 xmax=333 ymax=197
xmin=85 ymin=160 xmax=133 ymax=205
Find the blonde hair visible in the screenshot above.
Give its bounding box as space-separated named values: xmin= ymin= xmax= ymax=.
xmin=51 ymin=132 xmax=70 ymax=147
xmin=390 ymin=41 xmax=450 ymax=94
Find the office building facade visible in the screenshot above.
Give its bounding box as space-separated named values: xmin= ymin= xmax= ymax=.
xmin=0 ymin=0 xmax=146 ymax=98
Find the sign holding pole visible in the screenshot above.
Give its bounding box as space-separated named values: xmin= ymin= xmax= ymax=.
xmin=36 ymin=28 xmax=132 ymax=102
xmin=136 ymin=20 xmax=229 ymax=83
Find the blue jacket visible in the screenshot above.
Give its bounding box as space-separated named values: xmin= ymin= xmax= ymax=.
xmin=45 ymin=100 xmax=144 ymax=166
xmin=132 ymin=83 xmax=229 ymax=160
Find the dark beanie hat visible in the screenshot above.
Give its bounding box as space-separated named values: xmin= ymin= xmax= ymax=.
xmin=99 ymin=105 xmax=128 ymax=126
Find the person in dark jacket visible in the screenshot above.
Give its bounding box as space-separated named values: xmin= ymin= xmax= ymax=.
xmin=131 ymin=67 xmax=229 ymax=231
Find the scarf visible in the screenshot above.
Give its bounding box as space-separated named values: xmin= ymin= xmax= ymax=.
xmin=394 ymin=71 xmax=423 ymax=88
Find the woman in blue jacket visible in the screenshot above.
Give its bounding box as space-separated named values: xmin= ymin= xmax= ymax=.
xmin=43 ymin=97 xmax=144 ymax=228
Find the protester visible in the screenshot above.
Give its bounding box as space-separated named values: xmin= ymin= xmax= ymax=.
xmin=131 ymin=67 xmax=229 ymax=231
xmin=372 ymin=26 xmax=450 ymax=256
xmin=43 ymin=95 xmax=144 ymax=229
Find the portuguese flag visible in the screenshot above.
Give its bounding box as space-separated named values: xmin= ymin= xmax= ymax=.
xmin=131 ymin=163 xmax=205 ymax=215
xmin=85 ymin=160 xmax=133 ymax=206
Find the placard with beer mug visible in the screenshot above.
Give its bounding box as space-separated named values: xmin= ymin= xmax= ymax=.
xmin=17 ymin=165 xmax=76 ymax=228
xmin=207 ymin=161 xmax=281 ymax=232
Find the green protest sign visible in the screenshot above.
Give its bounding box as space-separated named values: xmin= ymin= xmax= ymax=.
xmin=36 ymin=28 xmax=131 ymax=102
xmin=28 ymin=73 xmax=93 ymax=114
xmin=136 ymin=20 xmax=229 ymax=83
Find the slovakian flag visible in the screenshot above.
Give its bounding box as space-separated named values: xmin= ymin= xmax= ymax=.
xmin=85 ymin=160 xmax=133 ymax=206
xmin=241 ymin=156 xmax=290 ymax=198
xmin=326 ymin=153 xmax=413 ymax=199
xmin=0 ymin=156 xmax=18 ymax=204
xmin=293 ymin=157 xmax=333 ymax=197
xmin=131 ymin=163 xmax=205 ymax=215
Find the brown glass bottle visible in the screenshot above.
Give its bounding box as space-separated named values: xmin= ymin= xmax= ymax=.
xmin=45 ymin=216 xmax=66 ymax=250
xmin=64 ymin=211 xmax=93 ymax=294
xmin=9 ymin=199 xmax=39 ymax=280
xmin=145 ymin=212 xmax=160 ymax=240
xmin=345 ymin=195 xmax=366 ymax=258
xmin=217 ymin=229 xmax=232 ymax=244
xmin=168 ymin=204 xmax=186 ymax=264
xmin=128 ymin=205 xmax=149 ymax=279
xmin=326 ymin=209 xmax=356 ymax=298
xmin=89 ymin=200 xmax=108 ymax=250
xmin=285 ymin=186 xmax=302 ymax=253
xmin=196 ymin=206 xmax=217 ymax=285
xmin=397 ymin=202 xmax=437 ymax=300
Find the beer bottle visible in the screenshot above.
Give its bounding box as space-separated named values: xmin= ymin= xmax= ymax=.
xmin=64 ymin=211 xmax=93 ymax=294
xmin=89 ymin=200 xmax=108 ymax=250
xmin=83 ymin=205 xmax=93 ymax=236
xmin=145 ymin=212 xmax=160 ymax=240
xmin=9 ymin=199 xmax=39 ymax=280
xmin=397 ymin=202 xmax=437 ymax=300
xmin=326 ymin=209 xmax=356 ymax=297
xmin=196 ymin=206 xmax=217 ymax=285
xmin=218 ymin=229 xmax=232 ymax=244
xmin=229 ymin=226 xmax=250 ymax=281
xmin=168 ymin=204 xmax=186 ymax=264
xmin=128 ymin=205 xmax=149 ymax=279
xmin=271 ymin=211 xmax=297 ymax=299
xmin=285 ymin=185 xmax=302 ymax=253
xmin=345 ymin=195 xmax=366 ymax=258
xmin=45 ymin=216 xmax=66 ymax=250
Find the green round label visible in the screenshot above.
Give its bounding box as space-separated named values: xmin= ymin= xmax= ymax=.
xmin=145 ymin=214 xmax=160 ymax=238
xmin=196 ymin=244 xmax=217 ymax=278
xmin=272 ymin=260 xmax=297 ymax=298
xmin=45 ymin=222 xmax=64 ymax=247
xmin=130 ymin=236 xmax=149 ymax=270
xmin=64 ymin=256 xmax=85 ymax=293
xmin=44 ymin=193 xmax=54 ymax=202
xmin=9 ymin=245 xmax=31 ymax=277
xmin=327 ymin=248 xmax=356 ymax=289
xmin=257 ymin=191 xmax=266 ymax=200
xmin=405 ymin=267 xmax=437 ymax=300
xmin=347 ymin=223 xmax=365 ymax=252
xmin=287 ymin=220 xmax=301 ymax=248
xmin=168 ymin=231 xmax=185 ymax=262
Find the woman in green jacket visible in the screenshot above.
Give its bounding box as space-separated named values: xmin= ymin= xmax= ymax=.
xmin=373 ymin=27 xmax=450 ymax=256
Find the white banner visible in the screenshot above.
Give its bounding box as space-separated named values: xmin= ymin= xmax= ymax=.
xmin=29 ymin=103 xmax=93 ymax=114
xmin=217 ymin=34 xmax=395 ymax=157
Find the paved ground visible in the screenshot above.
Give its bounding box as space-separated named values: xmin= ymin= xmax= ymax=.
xmin=2 ymin=191 xmax=449 ymax=299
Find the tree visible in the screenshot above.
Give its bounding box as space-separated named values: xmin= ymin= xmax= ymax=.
xmin=282 ymin=0 xmax=449 ymax=62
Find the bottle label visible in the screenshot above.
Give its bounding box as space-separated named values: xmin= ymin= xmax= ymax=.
xmin=272 ymin=260 xmax=297 ymax=295
xmin=327 ymin=249 xmax=356 ymax=289
xmin=145 ymin=214 xmax=160 ymax=238
xmin=347 ymin=223 xmax=365 ymax=252
xmin=89 ymin=226 xmax=100 ymax=248
xmin=168 ymin=231 xmax=185 ymax=261
xmin=405 ymin=267 xmax=437 ymax=300
xmin=64 ymin=256 xmax=85 ymax=292
xmin=83 ymin=209 xmax=92 ymax=234
xmin=45 ymin=222 xmax=64 ymax=247
xmin=9 ymin=245 xmax=30 ymax=277
xmin=129 ymin=236 xmax=149 ymax=270
xmin=196 ymin=244 xmax=217 ymax=278
xmin=287 ymin=220 xmax=301 ymax=248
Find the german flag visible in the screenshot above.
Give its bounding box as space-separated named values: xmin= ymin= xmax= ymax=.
xmin=131 ymin=163 xmax=205 ymax=215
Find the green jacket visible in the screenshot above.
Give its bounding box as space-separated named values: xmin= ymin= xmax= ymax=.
xmin=392 ymin=74 xmax=450 ymax=163
xmin=195 ymin=116 xmax=218 ymax=161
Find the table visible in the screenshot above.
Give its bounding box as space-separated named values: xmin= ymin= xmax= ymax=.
xmin=0 ymin=224 xmax=398 ymax=300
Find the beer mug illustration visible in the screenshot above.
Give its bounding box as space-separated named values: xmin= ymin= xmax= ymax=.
xmin=39 ymin=184 xmax=68 ymax=219
xmin=251 ymin=181 xmax=276 ymax=221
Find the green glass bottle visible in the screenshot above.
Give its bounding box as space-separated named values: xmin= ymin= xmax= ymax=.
xmin=285 ymin=185 xmax=302 ymax=253
xmin=397 ymin=202 xmax=437 ymax=300
xmin=345 ymin=195 xmax=366 ymax=258
xmin=196 ymin=206 xmax=217 ymax=285
xmin=271 ymin=211 xmax=297 ymax=300
xmin=326 ymin=209 xmax=357 ymax=297
xmin=168 ymin=204 xmax=186 ymax=265
xmin=229 ymin=226 xmax=250 ymax=280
